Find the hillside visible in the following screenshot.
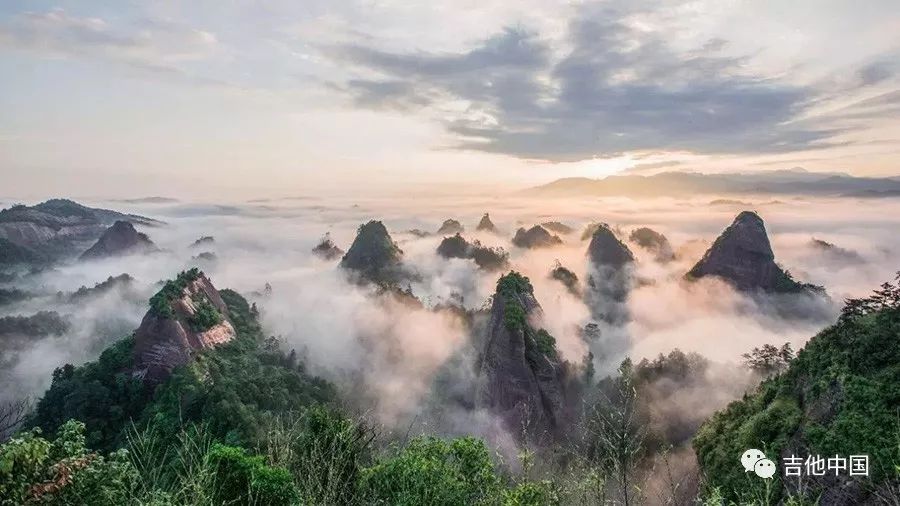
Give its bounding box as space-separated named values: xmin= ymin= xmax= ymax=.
xmin=693 ymin=275 xmax=900 ymax=504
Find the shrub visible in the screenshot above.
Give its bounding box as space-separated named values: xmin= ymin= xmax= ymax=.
xmin=360 ymin=436 xmax=501 ymax=505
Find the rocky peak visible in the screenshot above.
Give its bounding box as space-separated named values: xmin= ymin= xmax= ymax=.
xmin=476 ymin=213 xmax=497 ymax=233
xmin=312 ymin=232 xmax=344 ymax=260
xmin=436 ymin=219 xmax=464 ymax=235
xmin=437 ymin=234 xmax=509 ymax=271
xmin=79 ymin=221 xmax=158 ymax=260
xmin=133 ymin=269 xmax=235 ymax=383
xmin=477 ymin=272 xmax=571 ymax=441
xmin=588 ymin=224 xmax=634 ymax=269
xmin=339 ymin=220 xmax=405 ymax=284
xmin=629 ymin=227 xmax=674 ymax=262
xmin=512 ymin=225 xmax=563 ymax=249
xmin=688 ymin=211 xmax=808 ymax=292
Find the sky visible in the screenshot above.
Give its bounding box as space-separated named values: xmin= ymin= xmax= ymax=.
xmin=1 ymin=0 xmax=898 ymax=198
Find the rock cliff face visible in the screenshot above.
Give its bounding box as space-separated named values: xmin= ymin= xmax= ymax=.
xmin=133 ymin=269 xmax=235 ymax=383
xmin=436 ymin=219 xmax=464 ymax=235
xmin=79 ymin=221 xmax=159 ymax=260
xmin=512 ymin=225 xmax=563 ymax=249
xmin=629 ymin=227 xmax=675 ymax=262
xmin=477 ymin=272 xmax=572 ymax=441
xmin=687 ymin=211 xmax=808 ymax=292
xmin=340 ymin=221 xmax=406 ymax=284
xmin=476 ymin=213 xmax=497 ymax=233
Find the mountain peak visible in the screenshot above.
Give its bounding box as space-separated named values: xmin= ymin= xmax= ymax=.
xmin=476 ymin=213 xmax=497 ymax=233
xmin=477 ymin=272 xmax=571 ymax=441
xmin=340 ymin=220 xmax=405 ymax=283
xmin=133 ymin=269 xmax=235 ymax=383
xmin=79 ymin=220 xmax=158 ymax=260
xmin=688 ymin=211 xmax=808 ymax=293
xmin=512 ymin=225 xmax=563 ymax=249
xmin=588 ymin=224 xmax=634 ymax=268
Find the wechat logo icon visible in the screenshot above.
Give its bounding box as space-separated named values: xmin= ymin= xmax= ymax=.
xmin=741 ymin=449 xmax=777 ymax=479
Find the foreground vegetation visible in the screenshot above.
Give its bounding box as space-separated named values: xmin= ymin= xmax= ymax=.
xmin=2 ymin=271 xmax=899 ymax=504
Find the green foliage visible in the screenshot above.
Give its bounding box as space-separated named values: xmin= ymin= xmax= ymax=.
xmin=263 ymin=406 xmax=374 ymax=504
xmin=497 ymin=272 xmax=532 ymax=332
xmin=0 ymin=310 xmax=69 ymax=337
xmin=502 ymin=480 xmax=561 ymax=505
xmin=497 ymin=271 xmax=533 ymax=299
xmin=208 ymin=444 xmax=297 ymax=505
xmin=186 ymin=295 xmax=222 ymax=332
xmin=0 ymin=420 xmax=138 ymax=505
xmin=28 ymin=337 xmax=150 ymax=452
xmin=361 ymin=436 xmax=502 ymax=505
xmin=694 ymin=275 xmax=900 ymax=502
xmin=219 ymin=288 xmax=259 ymax=336
xmin=148 ymin=268 xmax=202 ymax=318
xmin=533 ymin=329 xmax=558 ymax=358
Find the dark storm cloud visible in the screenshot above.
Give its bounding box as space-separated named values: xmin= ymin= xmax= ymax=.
xmin=334 ymin=3 xmax=842 ymax=161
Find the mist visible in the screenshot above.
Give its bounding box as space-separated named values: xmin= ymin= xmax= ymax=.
xmin=2 ymin=193 xmax=898 ymax=445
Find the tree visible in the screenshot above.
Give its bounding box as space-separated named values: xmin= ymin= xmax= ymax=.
xmin=0 ymin=398 xmax=30 ymax=443
xmin=742 ymin=342 xmax=794 ymax=375
xmin=584 ymin=359 xmax=645 ymax=506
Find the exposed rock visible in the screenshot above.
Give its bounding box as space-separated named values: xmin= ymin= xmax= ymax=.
xmin=476 ymin=213 xmax=498 ymax=233
xmin=133 ymin=269 xmax=235 ymax=383
xmin=550 ymin=261 xmax=580 ymax=296
xmin=512 ymin=225 xmax=563 ymax=249
xmin=687 ymin=211 xmax=816 ymax=293
xmin=477 ymin=272 xmax=573 ymax=442
xmin=190 ymin=236 xmax=215 ymax=248
xmin=340 ymin=221 xmax=407 ymax=284
xmin=79 ymin=221 xmax=159 ymax=260
xmin=312 ymin=233 xmax=344 ymax=260
xmin=436 ymin=219 xmax=464 ymax=235
xmin=541 ymin=221 xmax=574 ymax=235
xmin=629 ymin=227 xmax=675 ymax=262
xmin=588 ymin=224 xmax=635 ymax=269
xmin=436 ymin=234 xmax=509 ymax=271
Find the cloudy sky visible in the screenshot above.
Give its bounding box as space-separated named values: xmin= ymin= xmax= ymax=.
xmin=1 ymin=0 xmax=898 ymax=198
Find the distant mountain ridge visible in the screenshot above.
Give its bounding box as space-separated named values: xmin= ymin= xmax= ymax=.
xmin=524 ymin=170 xmax=900 ymax=197
xmin=0 ymin=199 xmax=161 ymax=265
